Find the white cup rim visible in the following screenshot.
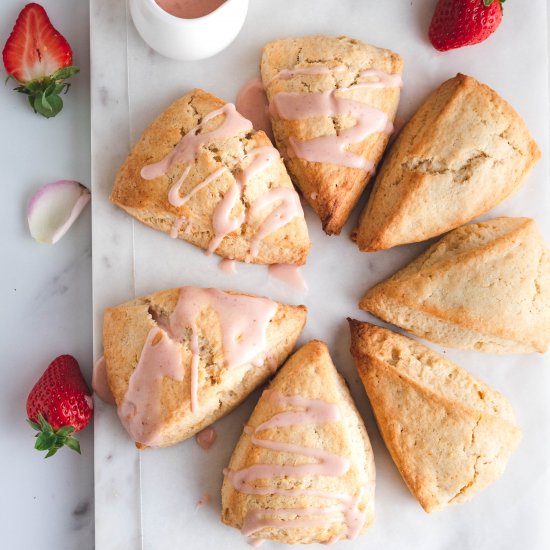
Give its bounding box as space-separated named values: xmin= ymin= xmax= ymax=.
xmin=146 ymin=0 xmax=236 ymax=24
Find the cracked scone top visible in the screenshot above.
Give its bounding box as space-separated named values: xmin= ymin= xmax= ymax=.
xmin=261 ymin=35 xmax=403 ymax=235
xmin=354 ymin=73 xmax=541 ymax=251
xmin=110 ymin=88 xmax=311 ymax=265
xmin=102 ymin=286 xmax=307 ymax=448
xmin=349 ymin=320 xmax=522 ymax=513
xmin=360 ymin=217 xmax=550 ymax=354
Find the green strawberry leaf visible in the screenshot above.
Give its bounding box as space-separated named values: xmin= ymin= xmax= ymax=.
xmin=10 ymin=64 xmax=79 ymax=118
xmin=52 ymin=66 xmax=80 ymax=80
xmin=35 ymin=431 xmax=56 ymax=451
xmin=30 ymin=413 xmax=82 ymax=458
xmin=27 ymin=419 xmax=41 ymax=431
xmin=64 ymin=437 xmax=81 ymax=454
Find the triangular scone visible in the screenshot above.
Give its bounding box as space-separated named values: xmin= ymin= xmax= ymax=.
xmin=103 ymin=286 xmax=307 ymax=448
xmin=354 ymin=74 xmax=541 ymax=251
xmin=221 ymin=341 xmax=375 ymax=545
xmin=348 ymin=320 xmax=522 ymax=512
xmin=261 ymin=36 xmax=403 ymax=235
xmin=360 ymin=217 xmax=550 ymax=353
xmin=111 ymin=88 xmax=311 ymax=265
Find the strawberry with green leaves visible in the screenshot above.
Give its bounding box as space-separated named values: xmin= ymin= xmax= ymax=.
xmin=429 ymin=0 xmax=505 ymax=52
xmin=26 ymin=354 xmax=93 ymax=458
xmin=2 ymin=3 xmax=79 ymax=118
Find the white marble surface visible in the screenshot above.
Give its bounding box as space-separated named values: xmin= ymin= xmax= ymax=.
xmin=0 ymin=0 xmax=94 ymax=548
xmin=91 ymin=1 xmax=550 ymax=550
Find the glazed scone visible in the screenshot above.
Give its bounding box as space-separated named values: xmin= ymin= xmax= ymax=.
xmin=354 ymin=74 xmax=541 ymax=251
xmin=348 ymin=320 xmax=522 ymax=513
xmin=111 ymin=88 xmax=311 ymax=265
xmin=360 ymin=217 xmax=550 ymax=353
xmin=222 ymin=341 xmax=375 ymax=544
xmin=261 ymin=35 xmax=403 ymax=235
xmin=103 ymin=286 xmax=307 ymax=448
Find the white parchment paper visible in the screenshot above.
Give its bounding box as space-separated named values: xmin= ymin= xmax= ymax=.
xmin=91 ymin=1 xmax=550 ymax=548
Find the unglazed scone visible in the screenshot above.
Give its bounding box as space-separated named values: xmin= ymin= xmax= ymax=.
xmin=103 ymin=286 xmax=307 ymax=448
xmin=261 ymin=35 xmax=403 ymax=235
xmin=348 ymin=320 xmax=522 ymax=512
xmin=111 ymin=88 xmax=311 ymax=265
xmin=360 ymin=217 xmax=550 ymax=353
xmin=221 ymin=341 xmax=375 ymax=544
xmin=354 ymin=74 xmax=541 ymax=251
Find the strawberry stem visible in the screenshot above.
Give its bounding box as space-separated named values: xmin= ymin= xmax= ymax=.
xmin=28 ymin=413 xmax=81 ymax=458
xmin=7 ymin=66 xmax=79 ymax=118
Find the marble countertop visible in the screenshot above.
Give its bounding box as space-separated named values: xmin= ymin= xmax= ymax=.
xmin=0 ymin=1 xmax=94 ymax=548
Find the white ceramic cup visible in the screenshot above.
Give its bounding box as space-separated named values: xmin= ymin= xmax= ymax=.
xmin=129 ymin=0 xmax=249 ymax=61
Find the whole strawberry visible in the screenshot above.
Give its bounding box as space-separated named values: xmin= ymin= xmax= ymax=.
xmin=429 ymin=0 xmax=505 ymax=52
xmin=2 ymin=3 xmax=79 ymax=118
xmin=26 ymin=355 xmax=93 ymax=458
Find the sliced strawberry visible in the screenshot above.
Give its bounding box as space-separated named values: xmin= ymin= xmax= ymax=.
xmin=26 ymin=354 xmax=93 ymax=458
xmin=2 ymin=3 xmax=79 ymax=118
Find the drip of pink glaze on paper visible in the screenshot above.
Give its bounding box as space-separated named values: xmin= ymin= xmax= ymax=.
xmin=92 ymin=355 xmax=116 ymax=405
xmin=219 ymin=258 xmax=237 ymax=273
xmin=118 ymin=328 xmax=183 ymax=446
xmin=268 ymin=264 xmax=307 ymax=291
xmin=197 ymin=493 xmax=211 ymax=507
xmin=224 ymin=390 xmax=369 ymax=541
xmin=272 ymin=90 xmax=389 ymax=171
xmin=236 ymin=79 xmax=273 ymax=141
xmin=248 ymin=538 xmax=265 ymax=548
xmin=196 ymin=426 xmax=217 ymax=449
xmin=155 ymin=0 xmax=225 ymax=19
xmin=207 ymin=147 xmax=280 ymax=255
xmin=247 ymin=187 xmax=303 ymax=258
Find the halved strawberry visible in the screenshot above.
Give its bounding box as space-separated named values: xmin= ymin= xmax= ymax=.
xmin=2 ymin=3 xmax=79 ymax=118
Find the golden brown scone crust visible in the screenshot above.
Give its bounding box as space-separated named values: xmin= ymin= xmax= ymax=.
xmin=354 ymin=74 xmax=541 ymax=251
xmin=103 ymin=288 xmax=307 ymax=448
xmin=221 ymin=341 xmax=375 ymax=544
xmin=261 ymin=36 xmax=403 ymax=235
xmin=111 ymin=88 xmax=311 ymax=265
xmin=360 ymin=217 xmax=550 ymax=353
xmin=349 ymin=320 xmax=522 ymax=512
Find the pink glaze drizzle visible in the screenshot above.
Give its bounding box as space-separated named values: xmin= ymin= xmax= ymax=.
xmin=118 ymin=288 xmax=277 ymax=445
xmin=268 ymin=264 xmax=308 ymax=291
xmin=141 ymin=103 xmax=252 ymax=181
xmin=207 ymin=146 xmax=281 ymax=255
xmin=196 ymin=426 xmax=217 ymax=449
xmin=224 ymin=390 xmax=368 ymax=541
xmin=141 ymin=102 xmax=300 ymax=257
xmin=92 ymin=355 xmax=116 ymax=405
xmin=247 ymin=188 xmax=304 ymax=258
xmin=268 ymin=65 xmax=401 ymax=170
xmin=118 ymin=328 xmax=183 ymax=445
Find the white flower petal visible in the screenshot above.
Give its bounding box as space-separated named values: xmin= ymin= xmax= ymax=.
xmin=27 ymin=180 xmax=91 ymax=244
